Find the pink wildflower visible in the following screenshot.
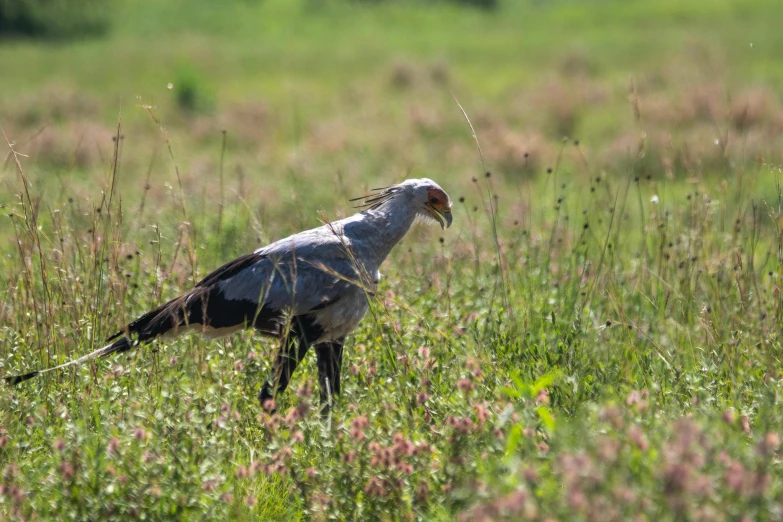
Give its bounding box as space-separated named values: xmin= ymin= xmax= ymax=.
xmin=457 ymin=378 xmax=474 ymax=393
xmin=629 ymin=425 xmax=649 ymax=451
xmin=535 ymin=388 xmax=550 ymax=405
xmin=58 ymin=462 xmax=75 ymax=480
xmin=365 ymin=477 xmax=386 ymax=497
xmin=740 ymin=415 xmax=751 ymax=434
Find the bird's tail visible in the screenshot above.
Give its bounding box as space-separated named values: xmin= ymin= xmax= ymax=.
xmin=4 ymin=336 xmax=135 ymax=386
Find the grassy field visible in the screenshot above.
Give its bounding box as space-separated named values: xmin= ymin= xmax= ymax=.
xmin=2 ymin=0 xmax=783 ymax=519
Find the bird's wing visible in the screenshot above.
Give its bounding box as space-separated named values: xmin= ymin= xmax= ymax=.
xmin=216 ymin=234 xmax=369 ymax=317
xmin=106 ymin=225 xmax=366 ymax=341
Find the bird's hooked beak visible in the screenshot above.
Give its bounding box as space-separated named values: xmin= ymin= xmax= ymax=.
xmin=427 ymin=204 xmax=453 ymax=230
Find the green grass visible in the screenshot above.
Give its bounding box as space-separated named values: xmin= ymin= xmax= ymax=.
xmin=2 ymin=0 xmax=783 ymax=519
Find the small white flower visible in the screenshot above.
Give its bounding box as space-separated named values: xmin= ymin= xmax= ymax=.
xmin=650 ymin=195 xmax=659 ymax=204
xmin=167 ymin=83 xmax=174 ymax=90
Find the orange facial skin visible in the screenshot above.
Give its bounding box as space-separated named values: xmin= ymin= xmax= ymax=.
xmin=426 ymin=187 xmax=452 ymax=229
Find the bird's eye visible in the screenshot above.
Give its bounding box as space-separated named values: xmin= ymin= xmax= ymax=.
xmin=429 ymin=197 xmax=439 ymax=205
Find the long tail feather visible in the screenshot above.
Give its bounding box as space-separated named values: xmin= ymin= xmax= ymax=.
xmin=4 ymin=336 xmax=134 ymax=386
xmin=5 ymin=250 xmax=276 ymax=387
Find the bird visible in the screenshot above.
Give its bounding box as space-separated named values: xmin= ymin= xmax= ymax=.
xmin=4 ymin=178 xmax=453 ymax=410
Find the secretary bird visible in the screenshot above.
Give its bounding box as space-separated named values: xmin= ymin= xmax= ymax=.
xmin=4 ymin=178 xmax=453 ymax=409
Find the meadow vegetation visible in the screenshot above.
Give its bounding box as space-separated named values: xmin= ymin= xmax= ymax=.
xmin=2 ymin=0 xmax=783 ymax=519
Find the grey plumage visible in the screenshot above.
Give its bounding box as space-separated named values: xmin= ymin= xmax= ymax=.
xmin=4 ymin=178 xmax=453 ymax=408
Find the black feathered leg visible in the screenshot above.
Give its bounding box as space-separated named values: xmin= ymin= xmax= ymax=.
xmin=315 ymin=337 xmax=345 ymax=410
xmin=259 ymin=334 xmax=310 ymax=409
xmin=258 ymin=315 xmax=323 ymax=410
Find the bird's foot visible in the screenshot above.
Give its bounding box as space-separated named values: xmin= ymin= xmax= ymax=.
xmin=258 ymin=383 xmax=277 ymax=414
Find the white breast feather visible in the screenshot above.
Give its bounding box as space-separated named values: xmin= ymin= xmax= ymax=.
xmin=312 ymin=286 xmax=370 ymax=343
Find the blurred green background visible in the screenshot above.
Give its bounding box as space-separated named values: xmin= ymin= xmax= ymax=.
xmin=2 ymin=0 xmax=782 ymax=213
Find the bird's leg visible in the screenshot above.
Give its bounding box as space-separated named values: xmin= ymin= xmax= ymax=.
xmin=258 ymin=331 xmax=312 ymax=410
xmin=315 ymin=337 xmax=345 ymax=412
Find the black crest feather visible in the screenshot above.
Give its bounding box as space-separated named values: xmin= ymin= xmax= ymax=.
xmin=349 ymin=185 xmax=400 ymax=210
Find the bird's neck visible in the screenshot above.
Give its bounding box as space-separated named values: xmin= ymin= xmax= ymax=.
xmin=352 ymin=197 xmax=417 ymax=266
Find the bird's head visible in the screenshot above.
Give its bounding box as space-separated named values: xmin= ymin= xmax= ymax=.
xmin=394 ymin=178 xmax=453 ymax=229
xmin=352 ymin=178 xmax=453 ymax=229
